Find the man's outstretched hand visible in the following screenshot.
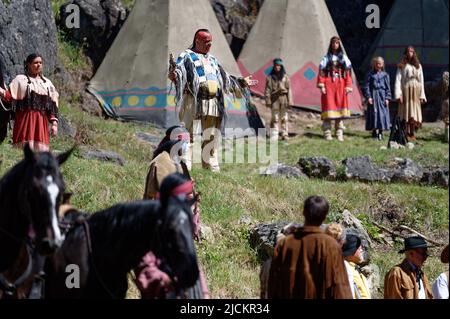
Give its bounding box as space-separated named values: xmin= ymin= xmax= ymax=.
xmin=243 ymin=75 xmax=258 ymax=87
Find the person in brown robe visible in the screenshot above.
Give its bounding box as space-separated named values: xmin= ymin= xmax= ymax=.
xmin=268 ymin=196 xmax=352 ymax=299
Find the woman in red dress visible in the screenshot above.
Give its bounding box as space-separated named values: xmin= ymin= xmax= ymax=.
xmin=0 ymin=53 xmax=59 ymax=151
xmin=317 ymin=36 xmax=353 ymax=141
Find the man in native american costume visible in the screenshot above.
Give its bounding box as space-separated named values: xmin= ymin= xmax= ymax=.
xmin=168 ymin=29 xmax=252 ymax=172
xmin=317 ymin=36 xmax=353 ymax=142
xmin=0 ymin=53 xmax=59 ymax=151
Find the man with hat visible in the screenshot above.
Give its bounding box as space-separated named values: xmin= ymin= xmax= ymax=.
xmin=265 ymin=58 xmax=293 ymax=141
xmin=384 ymin=236 xmax=433 ymax=299
xmin=342 ymin=234 xmax=371 ymax=299
xmin=432 ymin=244 xmax=449 ymax=299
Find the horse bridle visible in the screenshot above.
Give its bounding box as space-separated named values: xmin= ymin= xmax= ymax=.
xmin=79 ymin=218 xmax=120 ymax=299
xmin=0 ymin=238 xmax=46 ymax=299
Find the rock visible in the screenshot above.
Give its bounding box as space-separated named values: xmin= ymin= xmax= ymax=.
xmin=261 ymin=163 xmax=309 ymax=179
xmin=421 ymin=167 xmax=449 ymax=188
xmin=80 ymin=92 xmax=102 ymax=116
xmin=58 ymin=115 xmax=77 ymax=138
xmin=380 ymin=146 xmax=388 ymax=150
xmin=82 ymin=149 xmax=125 ymax=166
xmin=58 ymin=0 xmax=128 ymax=69
xmin=360 ymin=263 xmax=381 ymax=299
xmin=200 ymin=225 xmax=214 ymax=242
xmin=238 ymin=215 xmax=253 ymax=226
xmin=306 ymin=124 xmax=314 ymax=129
xmin=406 ymin=142 xmax=415 ymax=149
xmin=0 ymin=0 xmax=58 ymax=79
xmin=390 ymin=158 xmax=424 ymax=184
xmin=135 ymin=132 xmax=161 ymax=146
xmin=298 ymin=156 xmax=336 ymax=179
xmin=342 ymin=156 xmax=391 ymax=183
xmin=389 ymin=141 xmax=400 ymax=149
xmin=210 ymin=0 xmax=262 ymax=55
xmin=341 ymin=210 xmax=372 ymax=264
xmin=249 ymin=221 xmax=291 ymax=258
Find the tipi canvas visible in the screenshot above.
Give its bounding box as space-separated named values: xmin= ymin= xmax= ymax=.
xmin=88 ymin=0 xmax=263 ymax=130
xmin=363 ymin=0 xmax=449 ymax=83
xmin=237 ymin=0 xmax=364 ymax=114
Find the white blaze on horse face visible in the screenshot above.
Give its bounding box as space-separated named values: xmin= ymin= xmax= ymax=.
xmin=46 ymin=175 xmax=64 ymax=246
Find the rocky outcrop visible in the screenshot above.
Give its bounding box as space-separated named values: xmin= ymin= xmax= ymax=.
xmin=390 ymin=158 xmax=424 ymax=184
xmin=82 ymin=149 xmax=125 ymax=166
xmin=135 ymin=132 xmax=161 ymax=146
xmin=341 ymin=210 xmax=372 ymax=264
xmin=211 ymin=0 xmax=263 ymax=56
xmin=343 ymin=156 xmax=391 ymax=183
xmin=421 ymin=167 xmax=449 ymax=188
xmin=298 ymin=156 xmax=336 ymax=180
xmin=261 ymin=163 xmax=309 ymax=179
xmin=58 ymin=0 xmax=127 ymax=69
xmin=0 ymin=0 xmax=59 ymax=80
xmin=249 ymin=221 xmax=291 ymax=259
xmin=342 ymin=156 xmax=447 ymax=188
xmin=58 ymin=115 xmax=77 ymax=138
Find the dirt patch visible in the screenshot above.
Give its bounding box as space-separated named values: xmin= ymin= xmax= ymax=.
xmin=368 ymin=191 xmax=406 ymax=225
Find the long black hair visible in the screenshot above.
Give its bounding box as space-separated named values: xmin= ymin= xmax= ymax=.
xmin=269 ymin=58 xmax=286 ymax=81
xmin=24 ymin=53 xmax=46 ymax=83
xmin=327 ymin=36 xmax=343 ymax=55
xmin=153 ymin=125 xmax=189 ymax=159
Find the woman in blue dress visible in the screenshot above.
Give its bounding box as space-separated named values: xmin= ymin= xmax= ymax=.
xmin=364 ymin=57 xmax=392 ymax=140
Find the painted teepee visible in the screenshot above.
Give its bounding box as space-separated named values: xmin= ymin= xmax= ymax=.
xmin=237 ymin=0 xmax=363 ymax=114
xmin=363 ymin=0 xmax=449 ymax=82
xmin=88 ymin=0 xmax=263 ymax=129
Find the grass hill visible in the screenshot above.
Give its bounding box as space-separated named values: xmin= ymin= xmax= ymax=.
xmin=0 ymin=9 xmax=448 ymax=297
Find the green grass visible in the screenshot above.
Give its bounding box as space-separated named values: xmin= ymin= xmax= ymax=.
xmin=1 ymin=107 xmax=448 ymax=298
xmin=1 ymin=29 xmax=448 ymax=298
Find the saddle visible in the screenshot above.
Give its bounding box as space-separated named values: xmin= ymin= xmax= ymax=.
xmin=58 ymin=203 xmax=90 ymax=235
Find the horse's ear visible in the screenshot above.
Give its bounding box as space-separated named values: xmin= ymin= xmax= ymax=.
xmin=56 ymin=147 xmax=75 ymax=166
xmin=23 ymin=143 xmax=35 ymax=162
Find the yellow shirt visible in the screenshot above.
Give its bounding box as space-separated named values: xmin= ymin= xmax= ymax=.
xmin=347 ymin=262 xmax=371 ymax=299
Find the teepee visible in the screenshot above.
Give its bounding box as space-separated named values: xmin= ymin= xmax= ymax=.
xmin=88 ymin=0 xmax=263 ymax=130
xmin=237 ymin=0 xmax=363 ymax=114
xmin=363 ymin=0 xmax=449 ymax=82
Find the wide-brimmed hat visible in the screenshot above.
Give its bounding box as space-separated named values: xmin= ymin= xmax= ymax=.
xmin=342 ymin=234 xmax=362 ymax=257
xmin=398 ymin=236 xmax=428 ymax=253
xmin=441 ymin=244 xmax=449 ymax=263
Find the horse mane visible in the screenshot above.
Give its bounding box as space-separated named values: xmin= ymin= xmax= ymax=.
xmin=0 ymin=158 xmax=27 ymax=201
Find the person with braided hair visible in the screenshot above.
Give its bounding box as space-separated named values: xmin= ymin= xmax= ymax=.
xmin=317 ymin=36 xmax=353 ymax=142
xmin=0 ymin=53 xmax=59 ymax=151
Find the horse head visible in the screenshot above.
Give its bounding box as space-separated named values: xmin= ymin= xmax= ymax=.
xmin=22 ymin=144 xmax=73 ymax=255
xmin=158 ymin=197 xmax=199 ymax=290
